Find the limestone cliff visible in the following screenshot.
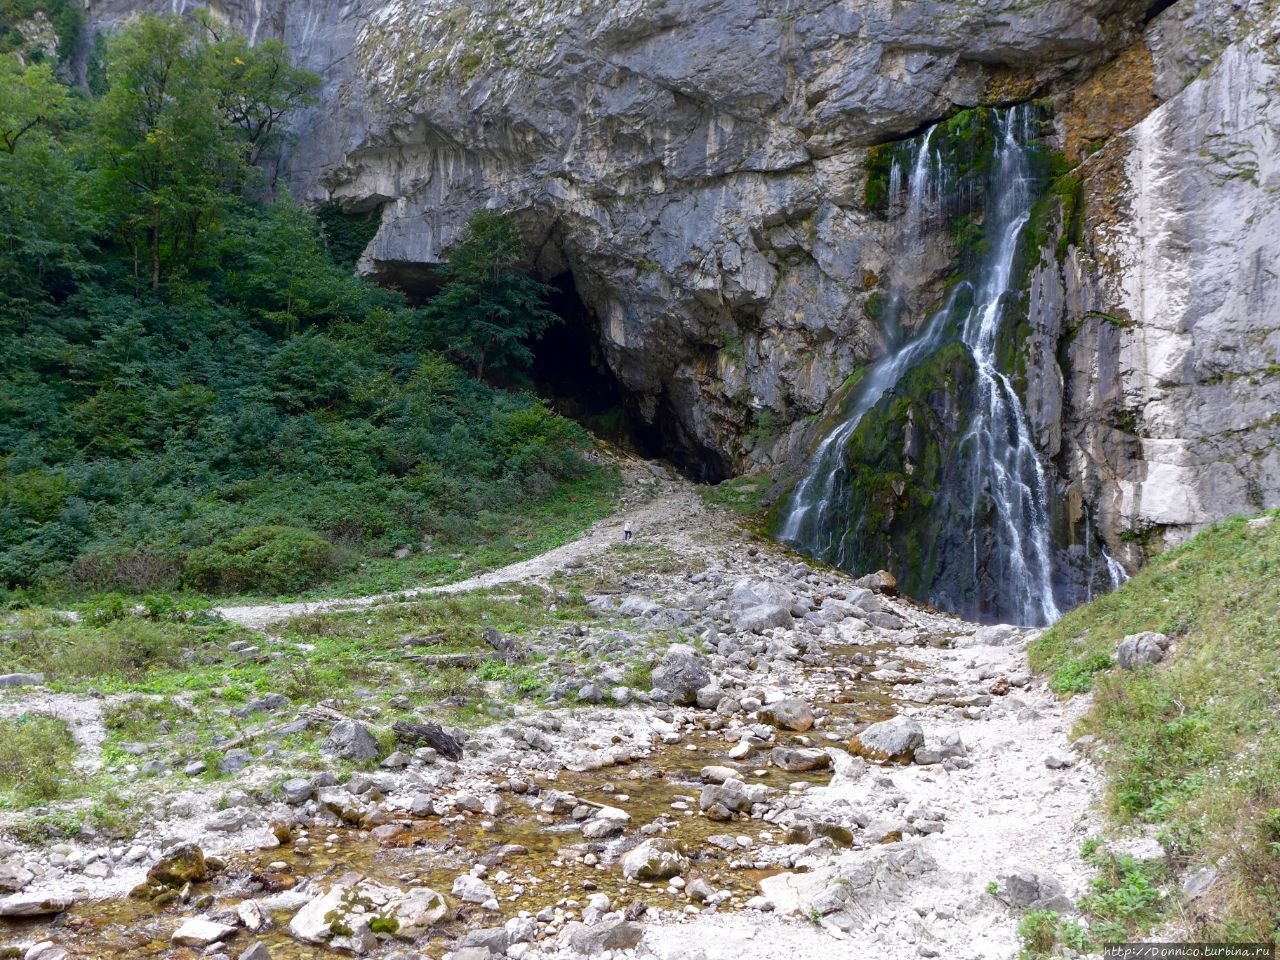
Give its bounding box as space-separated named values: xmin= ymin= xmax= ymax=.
xmin=82 ymin=0 xmax=1280 ymax=565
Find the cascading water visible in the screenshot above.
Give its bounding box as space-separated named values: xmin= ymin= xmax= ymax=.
xmin=779 ymin=106 xmax=1103 ymax=627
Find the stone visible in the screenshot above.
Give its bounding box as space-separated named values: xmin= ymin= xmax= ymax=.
xmin=0 ymin=893 xmax=76 ymax=917
xmin=172 ymin=918 xmax=237 ymax=947
xmin=1182 ymin=866 xmax=1219 ymax=902
xmin=731 ymin=604 xmax=792 ymax=634
xmin=0 ymin=673 xmax=44 ymax=689
xmin=1117 ymin=632 xmax=1170 ymax=670
xmin=994 ymin=867 xmax=1073 ymax=912
xmin=483 ymin=626 xmax=518 ymax=661
xmin=0 ymin=864 xmax=33 ymax=892
xmin=148 ymin=844 xmax=208 ymax=887
xmin=620 ymin=838 xmax=688 ymax=881
xmin=220 ymin=749 xmax=252 ymax=774
xmin=281 ymin=778 xmax=313 ymax=804
xmin=452 ymin=874 xmax=496 ymax=904
xmin=238 ymin=944 xmax=272 ymax=960
xmin=24 ymin=944 xmax=68 ymax=960
xmin=562 ymin=919 xmax=644 ymax=953
xmin=1044 ymin=753 xmax=1076 ymax=769
xmin=853 ymin=570 xmax=898 ymax=595
xmin=206 ymin=807 xmax=251 ymax=832
xmin=237 ymin=900 xmax=269 ymax=932
xmin=649 ymin=644 xmax=711 ymax=705
xmin=849 ymin=716 xmax=925 ymax=764
xmin=699 ymin=778 xmax=752 ymax=815
xmin=324 ymin=720 xmax=382 ymax=762
xmin=770 ymin=746 xmax=831 ymax=773
xmin=758 ymin=698 xmax=815 ymax=731
xmin=391 ymin=720 xmax=463 ymax=761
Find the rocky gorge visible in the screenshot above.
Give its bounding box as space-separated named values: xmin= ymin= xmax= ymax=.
xmin=79 ymin=0 xmax=1280 ymax=589
xmin=0 ymin=464 xmax=1130 ymax=960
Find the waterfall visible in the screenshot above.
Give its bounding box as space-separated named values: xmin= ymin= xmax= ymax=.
xmin=779 ymin=107 xmax=1075 ymax=627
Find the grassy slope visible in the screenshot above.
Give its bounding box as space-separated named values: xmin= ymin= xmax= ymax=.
xmin=1030 ymin=510 xmax=1280 ymax=941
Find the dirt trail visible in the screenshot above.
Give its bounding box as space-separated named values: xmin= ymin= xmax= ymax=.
xmin=216 ymin=461 xmax=690 ymax=632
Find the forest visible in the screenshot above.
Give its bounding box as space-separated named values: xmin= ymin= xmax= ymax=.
xmin=0 ymin=11 xmax=611 ymax=603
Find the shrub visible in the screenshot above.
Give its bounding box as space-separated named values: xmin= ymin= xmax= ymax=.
xmin=184 ymin=525 xmax=344 ymax=594
xmin=0 ymin=713 xmax=78 ymax=805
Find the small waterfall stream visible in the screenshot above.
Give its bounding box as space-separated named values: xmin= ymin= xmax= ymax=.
xmin=779 ymin=108 xmax=1071 ymax=626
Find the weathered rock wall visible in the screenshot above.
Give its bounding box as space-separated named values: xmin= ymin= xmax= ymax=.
xmin=1026 ymin=0 xmax=1280 ymax=564
xmin=86 ymin=0 xmax=1153 ymax=477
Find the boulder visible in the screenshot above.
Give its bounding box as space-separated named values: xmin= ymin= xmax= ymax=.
xmin=172 ymin=918 xmax=237 ymax=947
xmin=281 ymin=778 xmax=313 ymax=804
xmin=1117 ymin=632 xmax=1170 ymax=669
xmin=620 ymin=839 xmax=688 ymax=881
xmin=849 ymin=716 xmax=924 ymax=764
xmin=147 ymin=844 xmax=208 ymax=887
xmin=699 ymin=777 xmax=752 ymax=815
xmin=731 ymin=604 xmax=792 ymax=634
xmin=238 ymin=943 xmax=272 ymax=960
xmin=758 ymin=698 xmax=815 ymax=731
xmin=562 ymin=919 xmax=644 ymax=953
xmin=323 ymin=720 xmax=381 ymax=762
xmin=993 ymin=867 xmax=1073 ymax=911
xmin=0 ymin=864 xmax=33 ymax=892
xmin=451 ymin=874 xmax=496 ymax=904
xmin=0 ymin=673 xmax=44 ymax=689
xmin=853 ymin=570 xmax=898 ymax=595
xmin=650 ymin=644 xmax=711 ymax=705
xmin=771 ymin=746 xmax=831 ymax=773
xmin=289 ymin=880 xmax=446 ymax=950
xmin=0 ymin=893 xmax=76 ymax=917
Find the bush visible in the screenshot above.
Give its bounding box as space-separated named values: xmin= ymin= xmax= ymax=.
xmin=184 ymin=525 xmax=344 ymax=595
xmin=0 ymin=713 xmax=78 ymax=806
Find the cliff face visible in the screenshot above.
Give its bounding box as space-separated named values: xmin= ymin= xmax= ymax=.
xmin=88 ymin=0 xmax=1154 ymax=478
xmin=1024 ymin=0 xmax=1280 ymax=565
xmin=84 ymin=0 xmax=1280 ymax=559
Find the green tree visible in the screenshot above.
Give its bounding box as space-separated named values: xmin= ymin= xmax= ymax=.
xmin=0 ymin=54 xmax=69 ymax=153
xmin=92 ymin=15 xmax=226 ymax=288
xmin=424 ymin=211 xmax=560 ymax=380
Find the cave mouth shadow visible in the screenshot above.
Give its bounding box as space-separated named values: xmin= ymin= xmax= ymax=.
xmin=530 ymin=272 xmax=660 ymax=458
xmin=529 ymin=272 xmax=731 ymax=483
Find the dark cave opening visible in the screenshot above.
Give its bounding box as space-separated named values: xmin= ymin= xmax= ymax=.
xmin=1143 ymin=0 xmax=1179 ymax=22
xmin=529 ymin=273 xmax=660 ymax=458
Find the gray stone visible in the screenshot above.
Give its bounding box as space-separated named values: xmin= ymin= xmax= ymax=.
xmin=172 ymin=918 xmax=237 ymax=947
xmin=650 ymin=644 xmax=711 ymax=705
xmin=731 ymin=604 xmax=792 ymax=634
xmin=562 ymin=919 xmax=644 ymax=953
xmin=770 ymin=746 xmax=831 ymax=773
xmin=281 ymin=778 xmax=312 ymax=804
xmin=849 ymin=716 xmax=924 ymax=764
xmin=994 ymin=867 xmax=1073 ymax=912
xmin=0 ymin=893 xmax=76 ymax=917
xmin=1117 ymin=632 xmax=1170 ymax=670
xmin=238 ymin=944 xmax=272 ymax=960
xmin=0 ymin=673 xmax=44 ymax=689
xmin=220 ymin=749 xmax=252 ymax=774
xmin=323 ymin=720 xmax=381 ymax=762
xmin=206 ymin=807 xmax=251 ymax=832
xmin=620 ymin=838 xmax=688 ymax=881
xmin=451 ymin=874 xmax=495 ymax=904
xmin=758 ymin=698 xmax=815 ymax=732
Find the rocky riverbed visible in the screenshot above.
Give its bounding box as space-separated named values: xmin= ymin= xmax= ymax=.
xmin=0 ymin=465 xmax=1103 ymax=960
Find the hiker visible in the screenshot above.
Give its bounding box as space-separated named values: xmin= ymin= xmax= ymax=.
xmin=623 ymin=520 xmax=633 ymax=543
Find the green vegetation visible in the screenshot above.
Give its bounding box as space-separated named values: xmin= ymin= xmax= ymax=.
xmin=700 ymin=474 xmax=774 ymax=523
xmin=424 ymin=210 xmax=560 ymax=381
xmin=1016 ymin=910 xmax=1089 ymax=959
xmin=1079 ymin=845 xmax=1167 ymax=942
xmin=1030 ymin=511 xmax=1280 ymax=940
xmin=0 ymin=14 xmax=615 ymax=604
xmin=0 ymin=713 xmax=78 ymax=806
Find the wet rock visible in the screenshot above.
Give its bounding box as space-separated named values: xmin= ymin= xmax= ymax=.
xmin=687 ymin=878 xmax=715 ymax=902
xmin=0 ymin=893 xmax=76 ymax=917
xmin=621 ymin=839 xmax=688 ymax=881
xmin=289 ymin=881 xmax=445 ymax=950
xmin=452 ymin=874 xmax=496 ymax=904
xmin=1117 ymin=632 xmax=1170 ymax=669
xmin=771 ymin=746 xmax=831 ymax=773
xmin=699 ymin=777 xmax=752 ymax=815
xmin=758 ymin=698 xmax=815 ymax=732
xmin=994 ymin=867 xmax=1073 ymax=911
xmin=650 ymin=644 xmax=711 ymax=705
xmin=700 ymin=765 xmax=738 ymax=783
xmin=392 ymin=720 xmax=463 ymax=761
xmin=324 ymin=720 xmax=381 ymax=762
xmin=238 ymin=942 xmax=271 ymax=960
xmin=148 ymin=844 xmax=208 ymax=888
xmin=237 ymin=900 xmax=269 ymax=932
xmin=849 ymin=716 xmax=924 ymax=765
xmin=172 ymin=918 xmax=237 ymax=947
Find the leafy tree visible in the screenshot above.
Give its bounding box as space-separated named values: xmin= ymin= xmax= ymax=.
xmin=424 ymin=211 xmax=560 ymax=380
xmin=92 ymin=15 xmax=226 ymax=288
xmin=0 ymin=54 xmax=68 ymax=153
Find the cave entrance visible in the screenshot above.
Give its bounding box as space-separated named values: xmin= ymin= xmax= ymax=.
xmin=530 ymin=272 xmax=659 ymax=457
